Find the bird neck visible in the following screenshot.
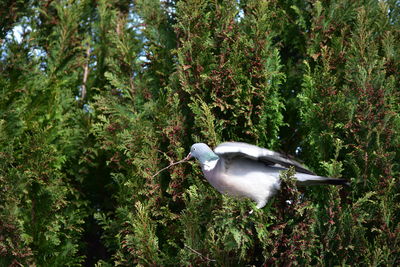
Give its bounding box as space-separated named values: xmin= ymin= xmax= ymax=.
xmin=202 ymin=158 xmax=219 ymax=171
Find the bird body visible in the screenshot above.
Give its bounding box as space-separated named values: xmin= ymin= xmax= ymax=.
xmin=188 ymin=142 xmax=348 ymax=210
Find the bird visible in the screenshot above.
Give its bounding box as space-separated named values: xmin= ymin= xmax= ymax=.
xmin=187 ymin=142 xmax=348 ymax=211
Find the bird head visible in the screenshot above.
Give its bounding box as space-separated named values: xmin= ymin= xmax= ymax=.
xmin=186 ymin=143 xmax=219 ymax=165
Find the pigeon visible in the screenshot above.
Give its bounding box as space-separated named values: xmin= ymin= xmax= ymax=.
xmin=187 ymin=142 xmax=348 ymax=210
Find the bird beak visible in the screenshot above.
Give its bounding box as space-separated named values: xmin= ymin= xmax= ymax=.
xmin=185 ymin=152 xmax=192 ymax=161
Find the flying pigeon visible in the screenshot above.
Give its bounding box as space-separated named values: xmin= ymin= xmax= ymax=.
xmin=187 ymin=142 xmax=348 ymax=211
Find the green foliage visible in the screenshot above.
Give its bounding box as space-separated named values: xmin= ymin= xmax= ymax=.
xmin=174 ymin=0 xmax=284 ymax=146
xmin=0 ymin=0 xmax=31 ymax=39
xmin=1 ymin=0 xmax=399 ymax=265
xmin=299 ymin=0 xmax=400 ymax=265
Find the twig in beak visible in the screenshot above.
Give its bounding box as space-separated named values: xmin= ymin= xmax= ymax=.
xmin=151 ymin=153 xmax=192 ymax=178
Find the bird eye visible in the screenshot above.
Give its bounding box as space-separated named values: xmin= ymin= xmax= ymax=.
xmin=193 ymin=147 xmax=196 ymax=151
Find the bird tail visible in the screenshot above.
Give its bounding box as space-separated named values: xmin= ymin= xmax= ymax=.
xmin=295 ymin=173 xmax=349 ymax=187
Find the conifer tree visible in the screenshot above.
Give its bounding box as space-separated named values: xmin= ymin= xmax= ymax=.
xmin=300 ymin=1 xmax=400 ymax=264
xmin=1 ymin=0 xmax=399 ymax=265
xmin=1 ymin=0 xmax=89 ymax=265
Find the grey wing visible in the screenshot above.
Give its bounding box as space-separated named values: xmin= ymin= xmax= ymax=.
xmin=214 ymin=142 xmax=315 ymax=175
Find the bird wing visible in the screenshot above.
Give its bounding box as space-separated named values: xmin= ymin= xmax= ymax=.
xmin=214 ymin=142 xmax=315 ymax=175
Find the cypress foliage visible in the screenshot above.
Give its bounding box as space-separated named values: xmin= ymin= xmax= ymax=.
xmin=300 ymin=1 xmax=400 ymax=265
xmin=1 ymin=1 xmax=88 ymax=265
xmin=175 ymin=0 xmax=284 ymax=146
xmin=0 ymin=0 xmax=399 ymax=265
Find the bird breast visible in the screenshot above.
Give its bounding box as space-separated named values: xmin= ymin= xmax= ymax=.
xmin=202 ymin=158 xmax=280 ymax=202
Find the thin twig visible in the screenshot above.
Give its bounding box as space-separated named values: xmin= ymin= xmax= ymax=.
xmin=151 ymin=154 xmax=191 ymax=178
xmin=184 ymin=244 xmax=216 ymax=262
xmin=81 ymin=43 xmax=91 ymax=100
